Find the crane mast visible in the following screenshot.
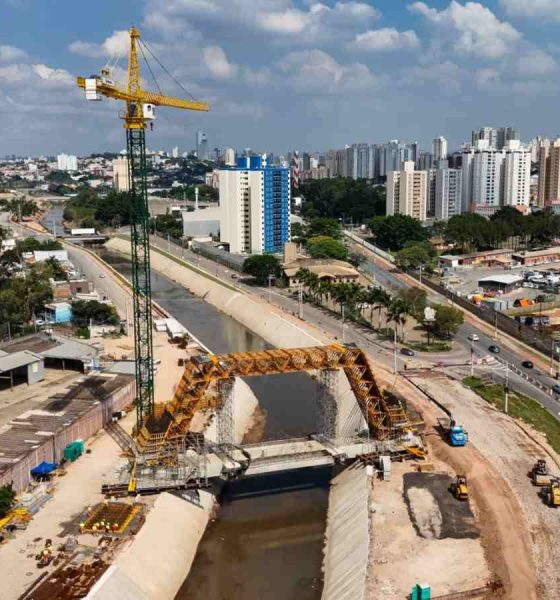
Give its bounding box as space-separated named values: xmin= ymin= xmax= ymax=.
xmin=77 ymin=27 xmax=209 ymax=430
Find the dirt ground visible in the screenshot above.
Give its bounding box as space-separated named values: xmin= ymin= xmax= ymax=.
xmin=367 ymin=463 xmax=490 ymax=598
xmin=411 ymin=374 xmax=560 ymax=599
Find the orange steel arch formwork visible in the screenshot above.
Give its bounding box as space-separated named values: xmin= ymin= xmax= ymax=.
xmin=135 ymin=343 xmax=420 ymax=459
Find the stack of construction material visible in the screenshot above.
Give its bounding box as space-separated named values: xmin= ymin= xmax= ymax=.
xmin=18 ymin=483 xmax=53 ymax=515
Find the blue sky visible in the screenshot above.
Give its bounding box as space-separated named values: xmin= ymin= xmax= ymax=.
xmin=1 ymin=0 xmax=559 ymax=156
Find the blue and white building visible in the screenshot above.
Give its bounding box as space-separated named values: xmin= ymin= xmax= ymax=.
xmin=219 ymin=155 xmax=290 ymax=254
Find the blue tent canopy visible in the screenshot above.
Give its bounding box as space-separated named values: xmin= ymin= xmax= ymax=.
xmin=31 ymin=461 xmax=58 ymax=476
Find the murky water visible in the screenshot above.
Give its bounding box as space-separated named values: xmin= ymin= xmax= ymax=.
xmin=95 ymin=249 xmax=328 ymax=599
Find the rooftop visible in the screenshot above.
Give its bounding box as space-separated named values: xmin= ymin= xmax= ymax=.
xmin=0 ymin=350 xmax=42 ymax=373
xmin=0 ymin=334 xmax=99 ymax=363
xmin=512 ymin=247 xmax=560 ymax=258
xmin=478 ymin=274 xmax=523 ymax=285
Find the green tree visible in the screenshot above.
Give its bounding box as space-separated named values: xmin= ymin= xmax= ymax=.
xmin=432 ymin=304 xmax=464 ymax=338
xmin=368 ymin=215 xmax=428 ymax=251
xmin=0 ymin=483 xmax=16 ymax=518
xmin=397 ymin=288 xmax=427 ymax=321
xmin=16 ymin=238 xmax=62 ymax=252
xmin=44 ymin=257 xmax=67 ymax=281
xmin=243 ymin=255 xmax=282 ymax=285
xmin=71 ymin=300 xmax=120 ymax=326
xmin=290 ymin=222 xmax=307 ymax=243
xmin=306 ymin=236 xmax=348 ymax=260
xmin=307 ymin=217 xmax=342 ymax=239
xmin=394 ymin=243 xmax=433 ymax=270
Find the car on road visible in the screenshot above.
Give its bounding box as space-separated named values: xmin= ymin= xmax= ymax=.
xmin=522 ymin=360 xmax=534 ymax=369
xmin=400 ymin=348 xmax=415 ymax=357
xmin=99 ymin=273 xmax=105 ymax=278
xmin=488 ymin=345 xmax=501 ymax=354
xmin=553 ymin=383 xmax=560 ymax=395
xmin=34 ymin=319 xmax=45 ymax=326
xmin=231 ymin=274 xmax=238 ymax=279
xmin=467 ymin=334 xmax=479 ymax=342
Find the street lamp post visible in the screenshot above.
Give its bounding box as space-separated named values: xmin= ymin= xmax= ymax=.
xmin=342 ymin=304 xmax=346 ymax=343
xmin=298 ymin=283 xmax=304 ymax=319
xmin=470 ymin=339 xmax=474 ymax=377
xmin=504 ymin=361 xmax=509 ymax=414
xmin=267 ymin=274 xmax=275 ymax=303
xmin=393 ymin=326 xmax=397 ymax=375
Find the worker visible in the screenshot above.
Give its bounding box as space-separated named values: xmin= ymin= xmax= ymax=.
xmin=113 ymin=522 xmax=119 ymax=532
xmin=79 ymin=522 xmax=85 ymax=533
xmin=92 ymin=524 xmax=98 ymax=536
xmin=87 ymin=506 xmax=93 ymax=517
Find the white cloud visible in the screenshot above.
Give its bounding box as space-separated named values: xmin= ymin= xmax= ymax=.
xmin=69 ymin=30 xmax=130 ymax=58
xmin=0 ymin=45 xmax=27 ymax=62
xmin=279 ymin=49 xmax=377 ymax=95
xmin=409 ymin=1 xmax=521 ymax=59
xmin=202 ymin=46 xmax=238 ymax=79
xmin=515 ymin=48 xmax=558 ymax=77
xmin=401 ymin=60 xmax=463 ymax=92
xmin=144 ymin=0 xmax=378 ymax=42
xmin=353 ymin=28 xmax=420 ymax=51
xmin=500 ymin=0 xmax=560 ymax=22
xmin=0 ymin=62 xmax=74 ymax=87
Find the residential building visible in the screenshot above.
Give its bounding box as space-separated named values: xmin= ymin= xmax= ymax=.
xmin=435 ymin=168 xmax=462 ymax=220
xmin=432 ymin=136 xmax=448 ymax=162
xmin=224 ymin=147 xmax=236 ymax=166
xmin=386 ymin=161 xmax=427 ymax=222
xmin=538 ymin=139 xmax=560 ymax=209
xmin=196 ymin=131 xmax=209 ymax=160
xmin=355 ymin=143 xmax=370 ymax=179
xmin=219 ymin=155 xmax=290 ymax=254
xmin=461 ymin=140 xmax=505 ymax=216
xmin=471 ymin=127 xmax=519 ymax=150
xmin=417 ymin=152 xmax=433 ymax=171
xmin=171 ymin=146 xmax=179 ymax=158
xmin=57 ymin=153 xmax=78 ymax=171
xmin=502 ymin=140 xmax=531 ymax=210
xmin=325 ymin=150 xmax=337 ymax=177
xmin=112 ymin=157 xmax=129 ymax=191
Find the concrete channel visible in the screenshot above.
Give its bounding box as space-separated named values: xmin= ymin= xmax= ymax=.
xmin=90 ymin=245 xmax=365 ymax=600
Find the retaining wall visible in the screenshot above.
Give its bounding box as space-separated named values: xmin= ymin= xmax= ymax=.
xmin=321 ymin=465 xmax=371 ymax=600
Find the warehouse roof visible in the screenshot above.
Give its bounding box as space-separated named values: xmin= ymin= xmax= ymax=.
xmin=478 ymin=274 xmax=523 ymax=285
xmin=0 ymin=334 xmax=99 ymax=364
xmin=0 ymin=350 xmax=42 ymax=373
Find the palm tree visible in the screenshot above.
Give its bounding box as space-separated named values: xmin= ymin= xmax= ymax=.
xmin=387 ymin=298 xmax=407 ymax=341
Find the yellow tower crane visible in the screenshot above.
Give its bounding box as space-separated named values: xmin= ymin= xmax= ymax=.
xmin=77 ymin=27 xmax=209 ymax=430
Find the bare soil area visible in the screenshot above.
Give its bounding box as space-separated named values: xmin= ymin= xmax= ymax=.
xmin=367 ymin=463 xmax=490 ymax=598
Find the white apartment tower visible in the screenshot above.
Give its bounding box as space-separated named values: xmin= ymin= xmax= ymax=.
xmin=432 ymin=136 xmax=448 ymax=162
xmin=57 ymin=153 xmax=78 ymax=171
xmin=386 ymin=161 xmax=427 ymax=222
xmin=112 ymin=157 xmax=130 ymax=192
xmin=502 ymin=140 xmax=531 ymax=210
xmin=224 ymin=148 xmax=236 ymax=166
xmin=461 ymin=140 xmax=504 ymax=216
xmin=435 ymin=168 xmax=462 ymax=221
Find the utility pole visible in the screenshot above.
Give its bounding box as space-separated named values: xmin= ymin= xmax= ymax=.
xmin=298 ymin=283 xmax=303 ymax=319
xmin=504 ymin=361 xmax=509 ymax=414
xmin=393 ymin=326 xmax=398 ymax=375
xmin=419 ymin=263 xmax=423 ymax=286
xmin=470 ymin=339 xmax=474 ymax=377
xmin=342 ymin=304 xmax=346 ymax=343
xmin=493 ymin=308 xmax=498 ymax=340
xmin=267 ymin=274 xmax=274 ymax=303
xmin=52 ymin=219 xmax=57 ymax=238
xmin=167 ymin=233 xmax=171 ymax=253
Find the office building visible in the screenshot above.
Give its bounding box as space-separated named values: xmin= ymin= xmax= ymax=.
xmin=196 ymin=131 xmax=209 ymax=160
xmin=219 ymin=155 xmax=290 ymax=255
xmin=435 ymin=168 xmax=462 ymax=221
xmin=502 ymin=140 xmax=531 ymax=210
xmin=386 ymin=161 xmax=427 ymax=222
xmin=112 ymin=157 xmax=129 ymax=191
xmin=57 ymin=153 xmax=78 ymax=171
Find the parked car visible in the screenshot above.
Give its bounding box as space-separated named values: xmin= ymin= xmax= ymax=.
xmin=467 ymin=334 xmax=479 ymax=342
xmin=488 ymin=345 xmax=501 ymax=354
xmin=522 ymin=360 xmax=534 ymax=369
xmin=553 ymin=383 xmax=560 ymax=395
xmin=400 ymin=348 xmax=415 ymax=357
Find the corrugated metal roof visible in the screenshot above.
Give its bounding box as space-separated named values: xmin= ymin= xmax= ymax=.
xmin=478 ymin=274 xmax=523 ymax=285
xmin=41 ymin=338 xmax=99 ymax=361
xmin=0 ymin=350 xmax=41 ymax=373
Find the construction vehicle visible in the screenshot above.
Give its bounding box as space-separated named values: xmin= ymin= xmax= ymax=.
xmin=77 ymin=27 xmax=209 ymax=431
xmin=439 ymin=417 xmax=468 ymax=447
xmin=542 ymin=478 xmax=560 ymax=508
xmin=450 ymin=475 xmax=469 ymax=500
xmin=531 ymin=459 xmax=553 ymax=486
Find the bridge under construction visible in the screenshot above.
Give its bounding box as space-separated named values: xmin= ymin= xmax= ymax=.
xmin=104 ymin=343 xmax=425 ymax=495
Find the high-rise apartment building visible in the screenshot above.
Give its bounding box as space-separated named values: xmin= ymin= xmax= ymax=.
xmin=386 ymin=161 xmax=427 ymax=222
xmin=417 ymin=152 xmax=433 ymax=171
xmin=219 ymin=155 xmax=290 ymax=255
xmin=57 ymin=153 xmax=78 ymax=171
xmin=538 ymin=139 xmax=560 ymax=209
xmin=435 ymin=168 xmax=462 ymax=221
xmin=196 ymin=131 xmax=209 ymax=160
xmin=462 ymin=140 xmax=504 ymax=216
xmin=224 ymin=147 xmax=236 ymax=166
xmin=502 ymin=140 xmax=531 ymax=210
xmin=432 ymin=137 xmax=448 ymax=162
xmin=172 ymin=146 xmax=179 ymax=158
xmin=471 ymin=127 xmax=519 ymax=150
xmin=112 ymin=157 xmax=129 ymax=191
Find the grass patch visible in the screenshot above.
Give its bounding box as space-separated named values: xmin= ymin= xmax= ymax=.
xmin=463 ymin=376 xmax=560 ymax=454
xmin=407 ymin=341 xmax=451 ymax=353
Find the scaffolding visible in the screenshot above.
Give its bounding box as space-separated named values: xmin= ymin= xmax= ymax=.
xmin=316 ymin=369 xmax=338 ymax=440
xmin=216 ymin=378 xmax=235 ymax=445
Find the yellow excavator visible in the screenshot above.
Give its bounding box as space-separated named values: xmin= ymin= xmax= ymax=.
xmin=450 ymin=475 xmax=469 ymax=501
xmin=542 ymin=478 xmax=560 ymax=508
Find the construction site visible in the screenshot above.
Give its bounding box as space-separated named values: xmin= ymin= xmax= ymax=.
xmin=2 ymin=25 xmax=560 ymax=600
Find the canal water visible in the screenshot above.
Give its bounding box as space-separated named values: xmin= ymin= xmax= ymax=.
xmin=96 ymin=250 xmax=329 ymax=599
